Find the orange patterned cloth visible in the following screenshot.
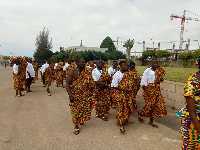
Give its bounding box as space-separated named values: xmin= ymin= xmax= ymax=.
xmin=44 ymin=64 xmax=54 ymax=88
xmin=112 ymin=70 xmax=139 ymax=124
xmin=55 ymin=62 xmax=64 ymax=86
xmin=94 ymin=69 xmax=112 ymax=115
xmin=140 ymin=66 xmax=167 ymax=118
xmin=69 ymin=68 xmax=95 ymax=125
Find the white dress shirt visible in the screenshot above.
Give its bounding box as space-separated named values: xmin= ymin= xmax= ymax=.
xmin=108 ymin=67 xmax=116 ymax=76
xmin=63 ymin=63 xmax=69 ymax=71
xmin=13 ymin=64 xmax=18 ymax=75
xmin=26 ymin=62 xmax=35 ymax=78
xmin=54 ymin=63 xmax=58 ymax=70
xmin=111 ymin=70 xmax=124 ymax=87
xmin=92 ymin=68 xmax=103 ymax=81
xmin=41 ymin=63 xmax=49 ymax=74
xmin=140 ymin=67 xmax=155 ymax=86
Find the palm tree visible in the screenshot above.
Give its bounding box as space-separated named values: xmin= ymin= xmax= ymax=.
xmin=123 ymin=39 xmax=134 ymax=61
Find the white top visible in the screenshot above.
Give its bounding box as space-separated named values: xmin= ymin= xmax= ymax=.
xmin=13 ymin=64 xmax=18 ymax=75
xmin=92 ymin=68 xmax=102 ymax=81
xmin=140 ymin=67 xmax=155 ymax=86
xmin=54 ymin=63 xmax=58 ymax=70
xmin=26 ymin=62 xmax=35 ymax=78
xmin=41 ymin=63 xmax=49 ymax=74
xmin=108 ymin=67 xmax=115 ymax=76
xmin=111 ymin=70 xmax=124 ymax=87
xmin=63 ymin=63 xmax=69 ymax=71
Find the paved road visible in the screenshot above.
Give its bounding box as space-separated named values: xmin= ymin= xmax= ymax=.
xmin=0 ymin=66 xmax=182 ymax=150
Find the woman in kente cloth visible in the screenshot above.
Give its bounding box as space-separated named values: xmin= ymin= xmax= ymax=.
xmin=111 ymin=61 xmax=135 ymax=133
xmin=55 ymin=60 xmax=65 ymax=88
xmin=176 ymin=57 xmax=200 ymax=149
xmin=92 ymin=60 xmax=111 ymax=121
xmin=66 ymin=57 xmax=95 ymax=135
xmin=138 ymin=57 xmax=167 ymax=128
xmin=44 ymin=61 xmax=54 ymax=96
xmin=13 ymin=59 xmax=24 ymax=97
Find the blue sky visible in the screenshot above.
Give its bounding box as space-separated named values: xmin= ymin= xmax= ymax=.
xmin=0 ymin=0 xmax=200 ymax=57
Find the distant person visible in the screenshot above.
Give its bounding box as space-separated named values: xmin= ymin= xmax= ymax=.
xmin=13 ymin=59 xmax=24 ymax=97
xmin=87 ymin=60 xmax=95 ymax=71
xmin=44 ymin=60 xmax=54 ymax=96
xmin=138 ymin=57 xmax=167 ymax=128
xmin=25 ymin=58 xmax=35 ymax=92
xmin=108 ymin=61 xmax=119 ymax=76
xmin=5 ymin=62 xmax=6 ymax=68
xmin=176 ymin=57 xmax=200 ymax=149
xmin=66 ymin=57 xmax=95 ymax=135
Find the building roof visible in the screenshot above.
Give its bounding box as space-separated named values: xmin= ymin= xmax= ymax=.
xmin=65 ymin=46 xmax=108 ymax=52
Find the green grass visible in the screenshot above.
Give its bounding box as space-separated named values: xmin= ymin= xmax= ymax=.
xmin=136 ymin=66 xmax=197 ymax=83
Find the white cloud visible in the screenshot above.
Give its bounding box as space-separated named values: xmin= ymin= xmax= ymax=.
xmin=0 ymin=0 xmax=200 ymax=57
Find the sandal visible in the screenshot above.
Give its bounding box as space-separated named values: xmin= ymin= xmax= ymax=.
xmin=101 ymin=116 xmax=108 ymax=121
xmin=120 ymin=127 xmax=125 ymax=133
xmin=48 ymin=93 xmax=51 ymax=96
xmin=73 ymin=128 xmax=80 ymax=135
xmin=17 ymin=95 xmax=21 ymax=97
xmin=80 ymin=122 xmax=84 ymax=125
xmin=148 ymin=122 xmax=159 ymax=128
xmin=20 ymin=93 xmax=25 ymax=96
xmin=138 ymin=113 xmax=144 ymax=123
xmin=96 ymin=114 xmax=100 ymax=118
xmin=25 ymin=91 xmax=28 ymax=93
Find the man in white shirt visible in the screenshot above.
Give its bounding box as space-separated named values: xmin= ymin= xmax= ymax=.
xmin=111 ymin=61 xmax=131 ymax=133
xmin=25 ymin=58 xmax=35 ymax=92
xmin=108 ymin=61 xmax=118 ymax=76
xmin=92 ymin=60 xmax=111 ymax=121
xmin=138 ymin=58 xmax=167 ymax=128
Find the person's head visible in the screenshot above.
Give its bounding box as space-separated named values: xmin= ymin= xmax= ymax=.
xmin=89 ymin=60 xmax=94 ymax=67
xmin=196 ymin=57 xmax=200 ymax=69
xmin=14 ymin=59 xmax=20 ymax=65
xmin=56 ymin=59 xmax=59 ymax=63
xmin=113 ymin=61 xmax=118 ymax=69
xmin=76 ymin=57 xmax=85 ymax=69
xmin=119 ymin=61 xmax=127 ymax=72
xmin=28 ymin=58 xmax=32 ymax=63
xmin=129 ymin=62 xmax=135 ymax=71
xmin=96 ymin=60 xmax=103 ymax=69
xmin=43 ymin=60 xmax=46 ymax=64
xmin=151 ymin=57 xmax=158 ymax=70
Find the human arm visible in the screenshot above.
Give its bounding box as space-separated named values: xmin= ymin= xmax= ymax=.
xmin=66 ymin=69 xmax=74 ymax=102
xmin=186 ymin=97 xmax=200 ymax=133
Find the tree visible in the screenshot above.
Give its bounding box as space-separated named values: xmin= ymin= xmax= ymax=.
xmin=69 ymin=52 xmax=83 ymax=61
xmin=193 ymin=49 xmax=200 ymax=58
xmin=123 ymin=39 xmax=134 ymax=61
xmin=142 ymin=50 xmax=156 ymax=60
xmin=155 ymin=50 xmax=171 ymax=58
xmin=33 ymin=27 xmax=53 ymax=64
xmin=100 ymin=36 xmax=116 ymax=52
xmin=178 ymin=52 xmax=193 ymax=67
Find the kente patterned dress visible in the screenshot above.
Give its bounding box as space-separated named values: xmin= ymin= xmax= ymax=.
xmin=177 ymin=73 xmax=200 ymax=149
xmin=13 ymin=64 xmax=23 ymax=90
xmin=44 ymin=64 xmax=54 ymax=88
xmin=55 ymin=62 xmax=64 ymax=86
xmin=111 ymin=70 xmax=138 ymax=124
xmin=66 ymin=62 xmax=76 ymax=77
xmin=94 ymin=69 xmax=112 ymax=115
xmin=69 ymin=68 xmax=95 ymax=125
xmin=140 ymin=66 xmax=167 ymax=118
xmin=11 ymin=57 xmax=27 ymax=86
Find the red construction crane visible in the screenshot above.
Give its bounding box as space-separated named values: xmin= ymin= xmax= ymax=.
xmin=170 ymin=10 xmax=200 ymax=51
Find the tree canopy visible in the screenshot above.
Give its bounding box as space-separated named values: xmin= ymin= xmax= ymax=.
xmin=100 ymin=36 xmax=116 ymax=52
xmin=123 ymin=39 xmax=134 ymax=61
xmin=33 ymin=27 xmax=53 ymax=64
xmin=155 ymin=50 xmax=171 ymax=58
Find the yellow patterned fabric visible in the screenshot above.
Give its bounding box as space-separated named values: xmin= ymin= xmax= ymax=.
xmin=69 ymin=68 xmax=95 ymax=125
xmin=140 ymin=66 xmax=167 ymax=118
xmin=44 ymin=64 xmax=54 ymax=88
xmin=55 ymin=62 xmax=64 ymax=86
xmin=94 ymin=69 xmax=112 ymax=115
xmin=177 ymin=73 xmax=200 ymax=149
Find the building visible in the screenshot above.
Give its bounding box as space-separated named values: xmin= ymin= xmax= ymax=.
xmin=65 ymin=46 xmax=108 ymax=53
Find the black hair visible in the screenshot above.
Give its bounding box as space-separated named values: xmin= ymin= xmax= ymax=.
xmin=119 ymin=61 xmax=126 ymax=66
xmin=76 ymin=57 xmax=83 ymax=64
xmin=130 ymin=62 xmax=135 ymax=66
xmin=113 ymin=61 xmax=117 ymax=63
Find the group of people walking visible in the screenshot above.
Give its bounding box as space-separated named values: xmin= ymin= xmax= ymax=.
xmin=11 ymin=55 xmax=200 ymax=149
xmin=11 ymin=56 xmax=167 ymax=135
